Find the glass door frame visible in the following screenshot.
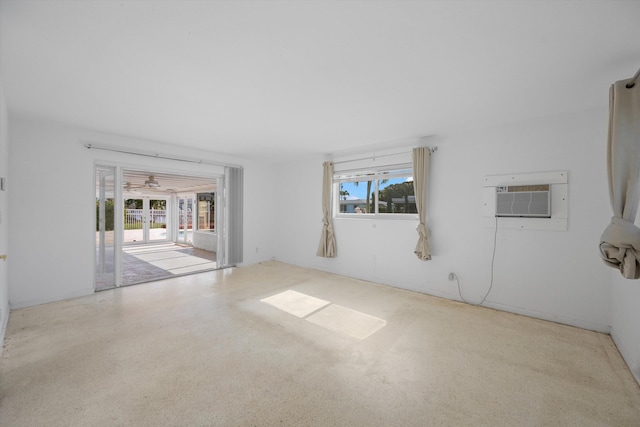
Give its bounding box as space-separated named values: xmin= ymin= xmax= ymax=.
xmin=94 ymin=164 xmax=123 ymax=291
xmin=123 ymin=196 xmax=170 ymax=245
xmin=176 ymin=194 xmax=196 ymax=245
xmin=148 ymin=197 xmax=170 ymax=243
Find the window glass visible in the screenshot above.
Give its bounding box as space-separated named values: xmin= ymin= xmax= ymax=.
xmin=334 ymin=166 xmax=416 ymax=217
xmin=379 ymin=177 xmax=416 ymax=214
xmin=197 ymin=192 xmax=215 ymax=231
xmin=339 ymin=180 xmax=374 ymax=213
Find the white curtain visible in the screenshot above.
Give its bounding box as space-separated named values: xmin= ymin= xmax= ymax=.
xmin=317 ymin=161 xmax=337 ymax=258
xmin=600 ymin=78 xmax=640 ymax=278
xmin=412 ymin=147 xmax=431 ymax=260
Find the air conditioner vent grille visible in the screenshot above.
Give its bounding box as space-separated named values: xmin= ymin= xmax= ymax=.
xmin=496 ymin=187 xmax=550 ymax=218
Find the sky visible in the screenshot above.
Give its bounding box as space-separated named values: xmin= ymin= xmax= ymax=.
xmin=340 ymin=177 xmax=412 ymax=200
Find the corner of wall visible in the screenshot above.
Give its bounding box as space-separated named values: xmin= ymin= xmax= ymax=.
xmin=0 ymin=304 xmax=8 ymax=357
xmin=0 ymin=77 xmax=10 ymax=355
xmin=609 ymin=269 xmax=640 ymax=386
xmin=610 ymin=326 xmax=640 ymax=386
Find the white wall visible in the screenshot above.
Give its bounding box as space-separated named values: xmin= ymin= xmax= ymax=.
xmin=0 ymin=79 xmax=10 ymax=350
xmin=274 ymin=107 xmax=613 ymax=332
xmin=8 ymin=116 xmax=277 ymax=308
xmin=193 ymin=231 xmax=217 ymax=252
xmin=610 ymin=254 xmax=640 ymax=385
xmin=5 ymin=106 xmax=639 ymax=383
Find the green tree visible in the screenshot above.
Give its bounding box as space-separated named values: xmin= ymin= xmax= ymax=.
xmin=96 ymin=198 xmax=115 ymax=231
xmin=364 ymin=179 xmax=388 ymax=213
xmin=150 ymin=199 xmax=166 ymax=210
xmin=353 ymin=179 xmax=386 ymax=213
xmin=125 ymin=199 xmax=143 ymax=209
xmin=379 ymin=181 xmax=416 ymax=213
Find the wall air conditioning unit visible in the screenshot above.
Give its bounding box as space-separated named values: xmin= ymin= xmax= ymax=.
xmin=495 ymin=185 xmax=551 ymax=218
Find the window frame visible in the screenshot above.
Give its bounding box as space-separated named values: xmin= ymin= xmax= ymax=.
xmin=334 ymin=165 xmax=419 ymax=220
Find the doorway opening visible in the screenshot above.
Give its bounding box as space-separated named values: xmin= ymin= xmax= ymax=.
xmin=95 ymin=166 xmax=224 ymax=290
xmin=121 ymin=169 xmax=221 ymax=286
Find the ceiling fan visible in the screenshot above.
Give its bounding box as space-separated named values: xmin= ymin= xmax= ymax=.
xmin=123 ymin=175 xmax=161 ymax=191
xmin=144 ymin=175 xmax=160 ymax=188
xmin=123 ymin=182 xmax=140 ymax=192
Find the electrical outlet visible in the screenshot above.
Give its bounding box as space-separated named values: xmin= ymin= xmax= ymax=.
xmin=448 ymin=272 xmax=456 ymax=281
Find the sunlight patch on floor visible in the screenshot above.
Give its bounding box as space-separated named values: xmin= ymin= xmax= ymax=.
xmin=261 ymin=290 xmax=330 ymax=318
xmin=261 ymin=290 xmax=386 ymax=339
xmin=123 ymin=243 xmax=178 ymax=254
xmin=306 ymin=304 xmax=386 ymax=340
xmin=168 ymin=262 xmax=217 ymax=274
xmin=133 ymin=250 xmax=190 ymax=262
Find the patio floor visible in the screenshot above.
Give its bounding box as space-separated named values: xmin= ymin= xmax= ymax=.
xmin=122 ymin=242 xmax=217 ymax=286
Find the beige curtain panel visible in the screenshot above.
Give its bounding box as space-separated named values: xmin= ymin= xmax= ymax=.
xmin=412 ymin=147 xmax=432 ymax=260
xmin=600 ymin=77 xmax=640 ymax=278
xmin=317 ymin=161 xmax=337 ymax=258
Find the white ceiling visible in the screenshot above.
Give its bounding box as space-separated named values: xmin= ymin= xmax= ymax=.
xmin=122 ymin=170 xmax=216 ymax=195
xmin=1 ymin=1 xmax=639 ymax=161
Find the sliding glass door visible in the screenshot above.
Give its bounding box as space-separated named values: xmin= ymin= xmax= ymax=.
xmin=94 ymin=165 xmax=227 ymax=290
xmin=95 ymin=165 xmax=116 ymax=291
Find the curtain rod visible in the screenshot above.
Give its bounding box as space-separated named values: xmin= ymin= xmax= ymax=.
xmin=83 ymin=143 xmax=242 ymax=169
xmin=332 ymin=146 xmax=437 ymax=165
xmin=626 ymin=67 xmax=640 ymax=89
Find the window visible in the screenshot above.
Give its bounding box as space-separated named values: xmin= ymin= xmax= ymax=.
xmin=335 ymin=167 xmax=417 ymax=217
xmin=197 ymin=192 xmax=215 ymax=231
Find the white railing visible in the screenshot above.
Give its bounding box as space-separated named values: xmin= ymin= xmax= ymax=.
xmin=125 ymin=209 xmax=167 ymax=229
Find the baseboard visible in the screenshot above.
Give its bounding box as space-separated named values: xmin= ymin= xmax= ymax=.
xmin=0 ymin=301 xmax=9 ymax=357
xmin=610 ymin=327 xmax=640 ymax=386
xmin=308 ymin=261 xmax=611 ymax=333
xmin=480 ymin=300 xmax=610 ymax=333
xmin=10 ymin=288 xmax=95 ymax=310
xmin=413 ymin=286 xmax=611 ymax=332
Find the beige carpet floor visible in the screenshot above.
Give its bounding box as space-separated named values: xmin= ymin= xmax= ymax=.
xmin=1 ymin=261 xmax=639 ymax=426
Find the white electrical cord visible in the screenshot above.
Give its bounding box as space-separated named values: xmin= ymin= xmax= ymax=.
xmin=453 ymin=216 xmax=498 ymax=306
